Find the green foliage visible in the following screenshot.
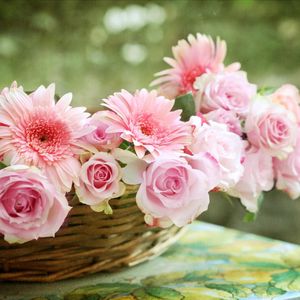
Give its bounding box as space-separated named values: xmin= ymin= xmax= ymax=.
xmin=271 ymin=269 xmax=300 ymax=290
xmin=142 ymin=271 xmax=212 ymax=286
xmin=272 ymin=270 xmax=298 ymax=282
xmin=243 ymin=211 xmax=256 ymax=222
xmin=243 ymin=193 xmax=264 ymax=222
xmin=258 ymin=86 xmax=277 ymax=96
xmin=65 ymin=283 xmax=140 ymax=299
xmin=205 ymin=283 xmax=249 ymax=298
xmin=119 ymin=140 xmax=133 ymax=151
xmin=65 ymin=283 xmax=183 ymax=300
xmin=172 ymin=93 xmax=195 ymax=121
xmin=242 ymin=261 xmax=286 ymax=269
xmin=133 ymin=287 xmax=183 ymax=300
xmin=0 ymin=161 xmax=6 ymax=169
xmin=253 ymin=283 xmax=286 ymax=296
xmin=183 ymin=272 xmax=211 ymax=283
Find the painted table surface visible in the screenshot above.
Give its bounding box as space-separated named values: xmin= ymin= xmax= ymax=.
xmin=1 ymin=222 xmax=300 ymax=300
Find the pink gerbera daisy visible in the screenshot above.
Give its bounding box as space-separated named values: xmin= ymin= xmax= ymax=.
xmin=102 ymin=89 xmax=191 ymax=159
xmin=151 ymin=33 xmax=240 ymax=99
xmin=0 ymin=82 xmax=92 ymax=192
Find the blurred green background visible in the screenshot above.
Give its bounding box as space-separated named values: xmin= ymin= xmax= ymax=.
xmin=1 ymin=0 xmax=300 ymax=243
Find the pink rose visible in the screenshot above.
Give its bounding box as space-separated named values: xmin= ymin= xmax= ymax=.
xmin=81 ymin=111 xmax=122 ymax=152
xmin=269 ymin=84 xmax=300 ymax=123
xmin=194 ymin=71 xmax=256 ymax=116
xmin=205 ymin=109 xmax=242 ymax=136
xmin=228 ymin=145 xmax=274 ymax=212
xmin=274 ymin=130 xmax=300 ymax=199
xmin=136 ymin=153 xmax=220 ymax=227
xmin=75 ymin=152 xmax=125 ymax=212
xmin=0 ymin=165 xmax=71 ymax=244
xmin=188 ymin=119 xmax=244 ymax=190
xmin=245 ymin=96 xmax=297 ymax=159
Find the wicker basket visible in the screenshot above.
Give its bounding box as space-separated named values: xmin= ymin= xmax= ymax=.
xmin=0 ymin=185 xmax=183 ymax=282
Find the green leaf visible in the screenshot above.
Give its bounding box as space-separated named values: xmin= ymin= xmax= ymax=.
xmin=272 ymin=270 xmax=298 ymax=283
xmin=258 ymin=86 xmax=277 ymax=96
xmin=243 ymin=193 xmax=264 ymax=222
xmin=266 ymin=285 xmax=286 ymax=295
xmin=146 ymin=287 xmax=183 ymax=299
xmin=67 ymin=283 xmax=140 ymax=298
xmin=243 ymin=211 xmax=256 ymax=222
xmin=173 ymin=93 xmax=195 ymax=121
xmin=183 ymin=272 xmax=211 ymax=283
xmin=242 ymin=261 xmax=286 ymax=269
xmin=257 ymin=192 xmax=264 ymax=210
xmin=252 ymin=283 xmax=286 ymax=296
xmin=133 ymin=287 xmax=183 ymax=300
xmin=205 ymin=283 xmax=249 ymax=297
xmin=0 ymin=161 xmax=7 ymax=169
xmin=271 ymin=269 xmax=300 ymax=291
xmin=205 ymin=283 xmax=238 ymax=294
xmin=119 ymin=140 xmax=133 ymax=150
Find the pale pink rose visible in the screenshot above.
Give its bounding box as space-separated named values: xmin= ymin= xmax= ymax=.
xmin=81 ymin=111 xmax=122 ymax=152
xmin=228 ymin=145 xmax=274 ymax=212
xmin=188 ymin=115 xmax=207 ymax=134
xmin=269 ymin=84 xmax=300 ymax=123
xmin=0 ymin=165 xmax=71 ymax=244
xmin=151 ymin=33 xmax=240 ymax=99
xmin=204 ymin=109 xmax=242 ymax=136
xmin=274 ymin=130 xmax=300 ymax=199
xmin=245 ymin=96 xmax=297 ymax=159
xmin=112 ymin=148 xmax=148 ymax=185
xmin=194 ymin=71 xmax=256 ymax=116
xmin=184 ymin=152 xmax=221 ymax=192
xmin=102 ymin=89 xmax=191 ymax=159
xmin=75 ymin=152 xmax=125 ymax=212
xmin=188 ymin=119 xmax=244 ymax=189
xmin=135 ymin=153 xmax=220 ymax=227
xmin=0 ymin=82 xmax=93 ymax=192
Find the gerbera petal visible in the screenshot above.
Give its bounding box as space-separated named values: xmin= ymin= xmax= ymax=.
xmin=30 ymin=84 xmax=55 ymax=107
xmin=56 ymin=93 xmax=73 ymax=111
xmin=54 ymin=163 xmax=75 ymax=192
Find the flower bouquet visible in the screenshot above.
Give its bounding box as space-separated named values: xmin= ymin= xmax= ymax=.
xmin=0 ymin=33 xmax=299 ymax=282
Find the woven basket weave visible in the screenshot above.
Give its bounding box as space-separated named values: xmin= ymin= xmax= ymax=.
xmin=0 ymin=185 xmax=183 ymax=282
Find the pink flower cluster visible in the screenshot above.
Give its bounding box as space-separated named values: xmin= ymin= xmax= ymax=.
xmin=0 ymin=32 xmax=299 ymax=244
xmin=153 ymin=33 xmax=300 ymax=213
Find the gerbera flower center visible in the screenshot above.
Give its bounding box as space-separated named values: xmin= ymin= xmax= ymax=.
xmin=136 ymin=114 xmax=159 ymax=136
xmin=140 ymin=120 xmax=155 ymax=136
xmin=25 ymin=116 xmax=71 ymax=157
xmin=181 ymin=66 xmax=204 ymax=94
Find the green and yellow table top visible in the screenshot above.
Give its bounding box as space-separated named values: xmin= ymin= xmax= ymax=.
xmin=1 ymin=221 xmax=300 ymax=300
